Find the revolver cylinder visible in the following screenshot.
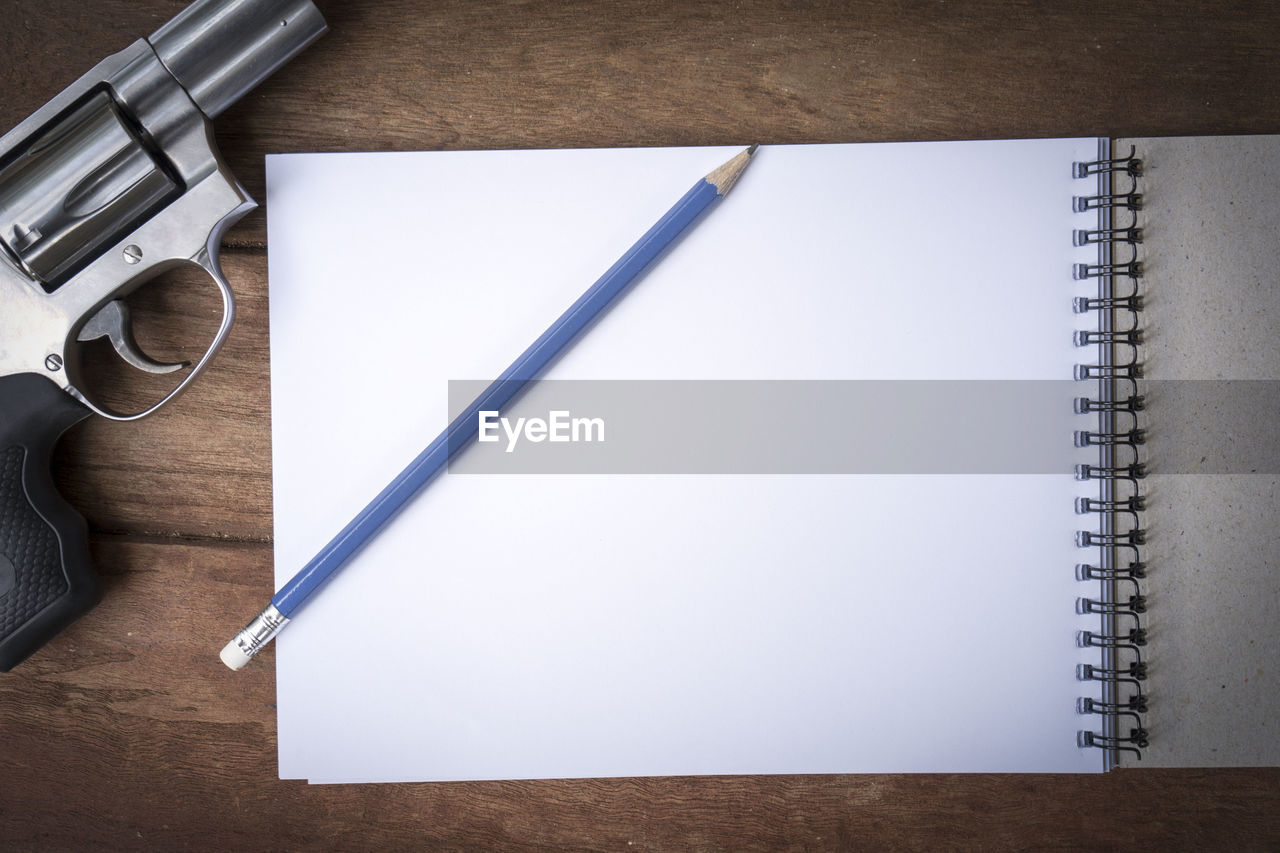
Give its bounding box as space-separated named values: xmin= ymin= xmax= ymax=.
xmin=0 ymin=91 xmax=181 ymax=290
xmin=0 ymin=0 xmax=326 ymax=294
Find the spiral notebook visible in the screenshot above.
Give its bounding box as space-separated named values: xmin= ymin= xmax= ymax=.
xmin=262 ymin=137 xmax=1280 ymax=783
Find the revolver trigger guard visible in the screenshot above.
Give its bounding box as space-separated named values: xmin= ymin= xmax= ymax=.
xmin=77 ymin=299 xmax=189 ymax=375
xmin=67 ymin=253 xmax=236 ymax=423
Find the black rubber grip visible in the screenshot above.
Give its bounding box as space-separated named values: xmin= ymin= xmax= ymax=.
xmin=0 ymin=373 xmax=97 ymax=671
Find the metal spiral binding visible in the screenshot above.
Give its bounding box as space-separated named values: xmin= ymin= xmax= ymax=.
xmin=1072 ymin=142 xmax=1148 ymax=766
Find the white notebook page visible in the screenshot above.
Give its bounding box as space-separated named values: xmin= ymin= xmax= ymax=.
xmin=265 ymin=140 xmax=1104 ymax=782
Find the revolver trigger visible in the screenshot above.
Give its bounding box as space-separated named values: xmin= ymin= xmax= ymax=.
xmin=77 ymin=299 xmax=189 ymax=375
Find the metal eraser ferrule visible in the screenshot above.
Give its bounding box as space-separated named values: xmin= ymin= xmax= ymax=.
xmin=229 ymin=602 xmax=289 ymax=662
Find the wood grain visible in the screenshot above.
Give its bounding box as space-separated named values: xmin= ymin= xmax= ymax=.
xmin=2 ymin=0 xmax=1279 ymax=849
xmin=5 ymin=1 xmax=1280 ymax=246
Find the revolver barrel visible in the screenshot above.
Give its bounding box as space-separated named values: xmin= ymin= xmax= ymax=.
xmin=149 ymin=0 xmax=328 ymax=120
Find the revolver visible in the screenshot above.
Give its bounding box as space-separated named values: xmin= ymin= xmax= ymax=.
xmin=0 ymin=0 xmax=327 ymax=670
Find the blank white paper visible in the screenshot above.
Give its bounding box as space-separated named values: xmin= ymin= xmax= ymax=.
xmin=265 ymin=140 xmax=1105 ymax=782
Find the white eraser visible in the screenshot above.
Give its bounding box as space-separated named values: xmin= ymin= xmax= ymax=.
xmin=220 ymin=639 xmax=252 ymax=671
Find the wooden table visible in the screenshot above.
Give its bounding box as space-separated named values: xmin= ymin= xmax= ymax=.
xmin=2 ymin=1 xmax=1278 ymax=848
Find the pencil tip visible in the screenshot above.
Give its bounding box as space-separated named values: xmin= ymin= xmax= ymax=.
xmin=705 ymin=146 xmax=759 ymax=196
xmin=747 ymin=143 xmax=760 ymax=156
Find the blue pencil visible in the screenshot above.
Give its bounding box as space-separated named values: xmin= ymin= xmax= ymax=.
xmin=222 ymin=145 xmax=758 ymax=669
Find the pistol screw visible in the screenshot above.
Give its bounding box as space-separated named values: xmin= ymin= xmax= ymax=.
xmin=123 ymin=244 xmax=143 ymax=265
xmin=45 ymin=354 xmax=63 ymax=372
